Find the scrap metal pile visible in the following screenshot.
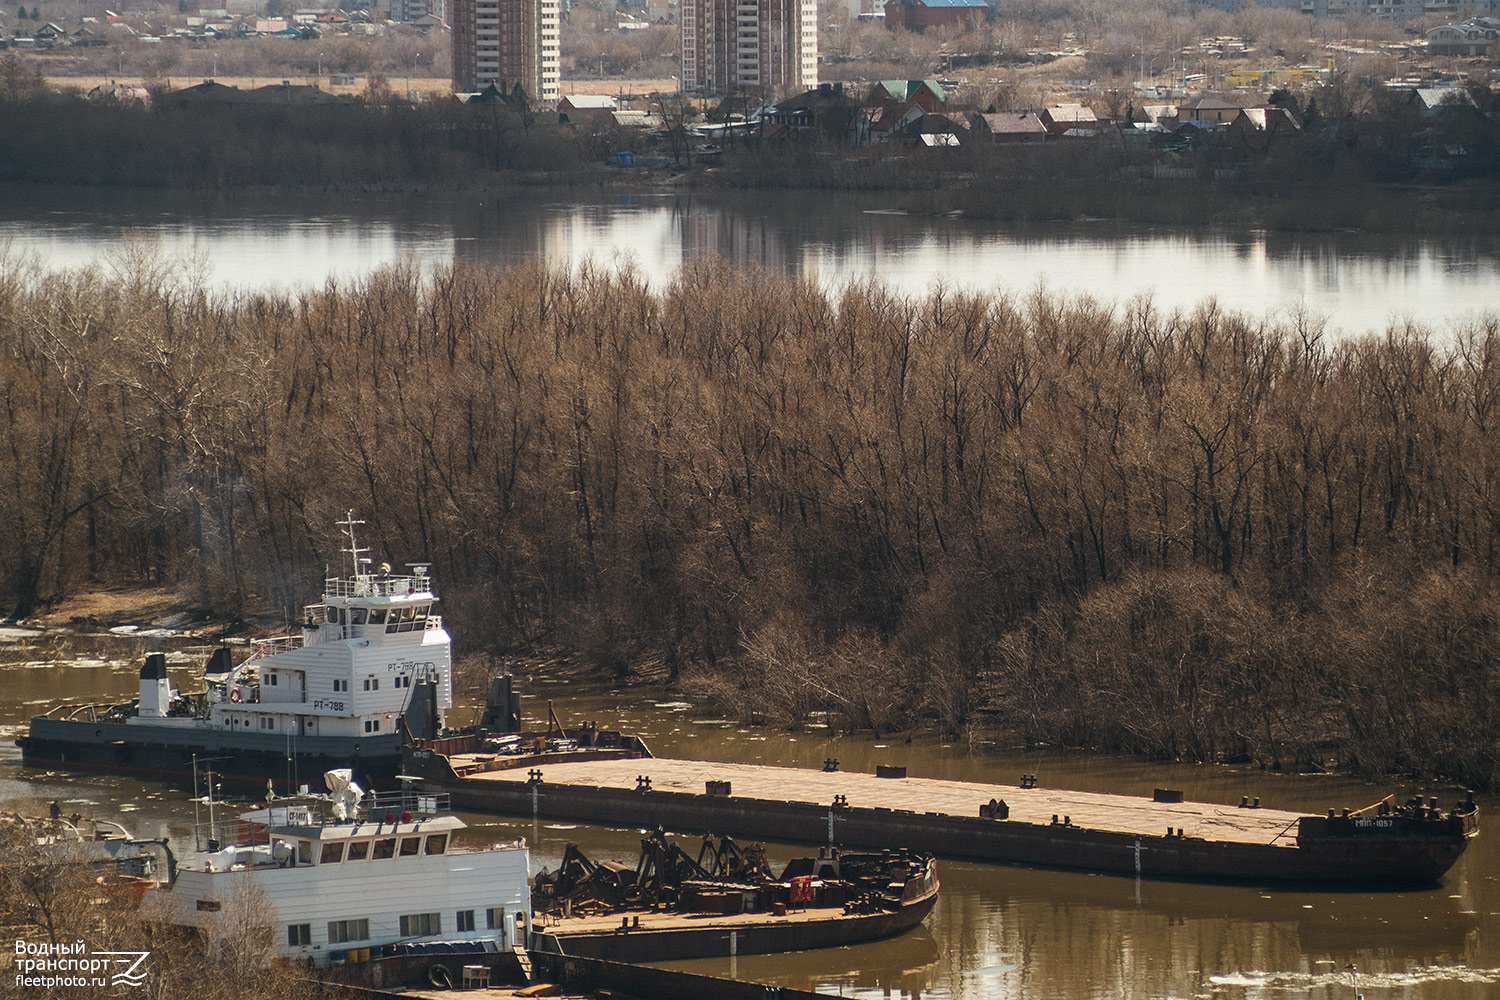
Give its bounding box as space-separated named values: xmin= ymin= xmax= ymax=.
xmin=531 ymin=829 xmax=931 ymax=918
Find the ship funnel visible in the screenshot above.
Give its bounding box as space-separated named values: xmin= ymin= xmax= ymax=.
xmin=137 ymin=653 xmax=173 ymax=718
xmin=140 ymin=653 xmax=167 ymax=681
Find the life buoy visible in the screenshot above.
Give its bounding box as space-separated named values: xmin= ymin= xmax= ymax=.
xmin=230 ymin=688 xmax=241 ymax=703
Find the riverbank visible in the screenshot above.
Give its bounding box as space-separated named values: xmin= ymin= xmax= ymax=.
xmin=2 ymin=89 xmax=1498 ymax=234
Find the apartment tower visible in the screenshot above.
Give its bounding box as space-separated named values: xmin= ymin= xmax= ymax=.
xmin=680 ymin=0 xmax=818 ymax=96
xmin=452 ymin=0 xmax=560 ymax=104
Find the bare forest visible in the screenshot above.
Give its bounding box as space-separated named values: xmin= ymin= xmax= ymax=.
xmin=0 ymin=811 xmax=312 ymax=1000
xmin=1 ymin=253 xmax=1498 ymax=787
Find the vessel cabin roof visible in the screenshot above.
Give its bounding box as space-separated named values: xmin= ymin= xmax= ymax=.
xmin=269 ymin=813 xmax=467 ymax=841
xmin=321 ymin=568 xmax=436 ymax=607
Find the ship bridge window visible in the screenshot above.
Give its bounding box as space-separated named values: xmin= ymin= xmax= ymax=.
xmin=320 ymin=842 xmax=345 ymax=864
xmin=424 ymin=833 xmax=448 ymax=855
xmin=296 ymin=841 xmax=315 ymax=865
xmin=369 ymin=609 xmax=387 ymax=625
xmin=388 ymin=605 xmax=430 ymax=633
xmin=399 ymin=837 xmax=420 ymax=857
xmin=328 ymin=607 xmax=344 ymax=625
xmin=347 ymin=840 xmax=370 ymax=861
xmin=372 ymin=839 xmax=396 ymax=860
xmin=350 ymin=608 xmax=368 ymax=625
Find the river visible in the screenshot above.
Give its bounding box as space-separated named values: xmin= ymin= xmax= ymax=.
xmin=0 ymin=626 xmax=1496 ymax=1000
xmin=2 ymin=187 xmax=1499 ymax=338
xmin=2 ymin=188 xmax=1498 ymax=997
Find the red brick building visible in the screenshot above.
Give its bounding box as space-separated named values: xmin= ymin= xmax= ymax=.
xmin=882 ymin=0 xmax=988 ymax=32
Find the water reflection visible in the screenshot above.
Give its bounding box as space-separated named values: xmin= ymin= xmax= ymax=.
xmin=3 ymin=187 xmax=1500 ymax=337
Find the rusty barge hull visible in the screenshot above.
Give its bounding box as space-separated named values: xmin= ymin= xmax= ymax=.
xmin=537 ymin=892 xmax=938 ymax=963
xmin=405 ymin=751 xmax=1476 ymax=889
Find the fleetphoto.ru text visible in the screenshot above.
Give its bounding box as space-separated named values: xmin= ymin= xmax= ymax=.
xmin=13 ymin=940 xmax=149 ymax=989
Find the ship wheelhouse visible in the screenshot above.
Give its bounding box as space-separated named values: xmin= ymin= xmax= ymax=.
xmin=192 ymin=516 xmax=454 ymax=748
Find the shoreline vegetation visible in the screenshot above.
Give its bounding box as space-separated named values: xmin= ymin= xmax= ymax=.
xmin=1 ymin=254 xmax=1497 ymax=789
xmin=0 ymin=76 xmax=1499 ymax=234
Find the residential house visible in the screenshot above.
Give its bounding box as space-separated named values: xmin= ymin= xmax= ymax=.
xmin=559 ymin=94 xmax=618 ymax=114
xmin=1039 ymin=103 xmax=1099 ymax=135
xmin=909 ymin=111 xmax=968 ymax=145
xmin=882 ymin=0 xmax=987 ymax=32
xmin=869 ymin=101 xmax=925 ymax=142
xmin=1427 ymin=17 xmax=1500 ymax=56
xmin=866 ymin=79 xmax=946 ymax=113
xmin=1174 ymin=96 xmax=1241 ymax=125
xmin=765 ymin=83 xmax=868 ymax=143
xmin=967 ymin=110 xmax=1049 ymax=143
xmin=1223 ymin=106 xmax=1302 ymax=158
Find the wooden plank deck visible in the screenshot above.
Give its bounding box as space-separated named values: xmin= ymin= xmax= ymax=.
xmin=457 ymin=757 xmax=1308 ymax=846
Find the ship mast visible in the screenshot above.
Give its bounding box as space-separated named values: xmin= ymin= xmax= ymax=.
xmin=337 ymin=510 xmax=369 ymax=579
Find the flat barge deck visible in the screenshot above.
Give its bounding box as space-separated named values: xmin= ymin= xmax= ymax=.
xmin=405 ymin=747 xmax=1478 ymax=889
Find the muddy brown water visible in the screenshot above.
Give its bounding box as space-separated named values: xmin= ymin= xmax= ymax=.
xmin=0 ymin=629 xmax=1496 ymax=998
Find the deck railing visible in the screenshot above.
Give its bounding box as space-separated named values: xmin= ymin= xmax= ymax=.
xmin=323 ymin=574 xmax=435 ymax=599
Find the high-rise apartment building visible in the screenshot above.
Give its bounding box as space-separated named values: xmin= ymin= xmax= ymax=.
xmin=452 ymin=0 xmax=560 ymax=104
xmin=680 ymin=0 xmax=817 ymax=96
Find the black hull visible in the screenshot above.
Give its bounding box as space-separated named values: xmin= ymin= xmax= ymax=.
xmin=407 ymin=753 xmax=1475 ymax=890
xmin=18 ymin=719 xmax=402 ymax=792
xmin=538 ymin=894 xmax=939 ymax=963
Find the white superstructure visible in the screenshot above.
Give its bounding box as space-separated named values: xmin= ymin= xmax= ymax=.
xmin=173 ymin=784 xmax=529 ymax=965
xmin=133 ymin=513 xmax=452 ymax=745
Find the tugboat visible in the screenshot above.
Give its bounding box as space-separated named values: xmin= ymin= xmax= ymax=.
xmin=17 ymin=514 xmax=452 ymax=791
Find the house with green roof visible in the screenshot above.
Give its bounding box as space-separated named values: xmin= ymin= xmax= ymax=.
xmin=866 ymin=79 xmax=947 ymax=113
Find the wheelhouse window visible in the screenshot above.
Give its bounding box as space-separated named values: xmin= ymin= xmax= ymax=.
xmin=346 ymin=840 xmax=369 ymax=861
xmin=399 ymin=837 xmax=420 ymax=857
xmin=320 ymin=842 xmax=345 ymax=864
xmin=424 ymin=833 xmax=448 ymax=855
xmin=372 ymin=839 xmax=396 ymax=860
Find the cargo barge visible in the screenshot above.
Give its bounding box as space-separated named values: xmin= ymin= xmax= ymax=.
xmin=403 ymin=739 xmax=1479 ymax=889
xmin=530 ymin=836 xmax=939 ymax=962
